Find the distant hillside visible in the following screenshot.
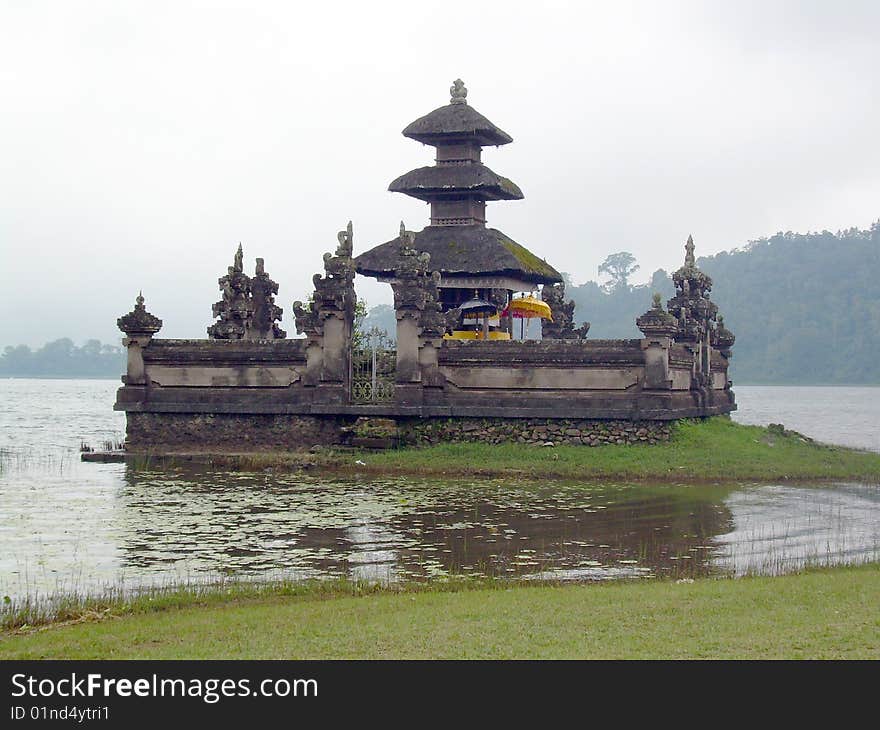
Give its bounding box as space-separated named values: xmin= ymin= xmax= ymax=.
xmin=564 ymin=223 xmax=880 ymax=384
xmin=698 ymin=225 xmax=880 ymax=384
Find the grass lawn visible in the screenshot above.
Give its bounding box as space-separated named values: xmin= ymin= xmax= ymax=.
xmin=146 ymin=418 xmax=880 ymax=483
xmin=2 ymin=564 xmax=878 ymax=660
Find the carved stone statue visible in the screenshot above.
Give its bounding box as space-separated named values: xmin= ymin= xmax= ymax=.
xmin=301 ymin=221 xmax=358 ymax=331
xmin=292 ymin=298 xmax=320 ymax=338
xmin=248 ymin=257 xmax=286 ymax=340
xmin=666 ymin=235 xmax=715 ymax=344
xmin=387 ymin=222 xmax=444 ymax=336
xmin=208 ymin=246 xmax=252 ymax=339
xmin=336 ymin=220 xmax=353 ymax=258
xmin=541 ymin=282 xmax=589 ymax=339
xmin=450 ymin=79 xmax=467 ymax=105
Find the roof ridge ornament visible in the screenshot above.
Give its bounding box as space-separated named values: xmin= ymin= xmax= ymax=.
xmin=450 ymin=78 xmax=467 ymax=105
xmin=684 ymin=234 xmax=695 ymax=268
xmin=118 ymin=291 xmax=163 ymax=337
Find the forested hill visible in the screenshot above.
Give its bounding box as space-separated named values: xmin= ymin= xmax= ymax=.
xmin=565 ymin=223 xmax=880 ymax=384
xmin=697 ymin=225 xmax=880 ymax=384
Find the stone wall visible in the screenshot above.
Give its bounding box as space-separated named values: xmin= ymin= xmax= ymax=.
xmin=125 ymin=412 xmax=351 ymax=451
xmin=124 ymin=412 xmax=676 ymax=451
xmin=399 ymin=417 xmax=672 ymax=447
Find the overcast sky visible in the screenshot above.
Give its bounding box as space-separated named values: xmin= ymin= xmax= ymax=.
xmin=2 ymin=0 xmax=878 ymax=348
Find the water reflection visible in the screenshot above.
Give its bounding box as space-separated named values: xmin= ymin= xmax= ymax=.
xmin=715 ymin=484 xmax=880 ymax=576
xmin=1 ymin=379 xmax=879 ymax=599
xmin=99 ymin=468 xmax=741 ymax=587
xmin=2 ymin=460 xmax=879 ymax=599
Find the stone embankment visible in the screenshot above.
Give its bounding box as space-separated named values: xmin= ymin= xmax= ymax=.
xmin=400 ymin=418 xmax=672 ymax=447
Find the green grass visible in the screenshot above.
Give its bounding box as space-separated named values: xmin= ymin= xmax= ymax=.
xmin=148 ymin=418 xmax=880 ymax=482
xmin=2 ymin=564 xmax=878 ymax=659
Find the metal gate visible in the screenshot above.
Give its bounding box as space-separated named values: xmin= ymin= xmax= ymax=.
xmin=351 ymin=327 xmax=395 ymax=403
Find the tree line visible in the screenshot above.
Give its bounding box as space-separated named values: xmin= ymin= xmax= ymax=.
xmin=0 ymin=339 xmax=125 ymax=378
xmin=564 ymin=222 xmax=880 ymax=384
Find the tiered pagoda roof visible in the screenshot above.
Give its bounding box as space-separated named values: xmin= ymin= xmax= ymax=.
xmin=401 ymin=100 xmax=514 ymax=146
xmin=354 ymin=79 xmax=562 ymax=288
xmin=388 ymin=164 xmax=523 ymax=202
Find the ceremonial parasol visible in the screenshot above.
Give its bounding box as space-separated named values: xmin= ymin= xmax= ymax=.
xmin=502 ymin=295 xmax=553 ymax=339
xmin=458 ymin=297 xmax=498 ymax=339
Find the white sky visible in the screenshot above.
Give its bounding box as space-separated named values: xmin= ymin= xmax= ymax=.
xmin=1 ymin=0 xmax=878 ymax=347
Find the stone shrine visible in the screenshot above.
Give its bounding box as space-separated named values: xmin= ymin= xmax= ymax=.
xmin=114 ymin=81 xmax=735 ymax=451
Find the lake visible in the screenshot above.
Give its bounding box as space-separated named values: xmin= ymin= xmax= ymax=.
xmin=0 ymin=379 xmax=878 ymax=601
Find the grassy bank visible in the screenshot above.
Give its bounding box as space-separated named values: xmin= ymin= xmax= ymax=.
xmin=2 ymin=564 xmax=877 ymax=659
xmin=130 ymin=418 xmax=880 ymax=482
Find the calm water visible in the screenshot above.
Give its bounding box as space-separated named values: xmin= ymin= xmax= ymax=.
xmin=732 ymin=385 xmax=880 ymax=452
xmin=0 ymin=379 xmax=878 ymax=600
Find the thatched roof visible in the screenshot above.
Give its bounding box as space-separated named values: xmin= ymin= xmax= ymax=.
xmin=355 ymin=225 xmax=562 ymax=285
xmin=402 ymin=103 xmax=513 ymax=146
xmin=389 ymin=164 xmax=523 ymax=202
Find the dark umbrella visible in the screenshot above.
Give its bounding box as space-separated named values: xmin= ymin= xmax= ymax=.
xmin=458 ymin=298 xmax=498 ymax=339
xmin=458 ymin=298 xmax=497 ymax=315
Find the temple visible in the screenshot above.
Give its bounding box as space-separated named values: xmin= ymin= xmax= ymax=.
xmin=355 ymin=79 xmax=562 ymax=330
xmin=114 ymin=81 xmax=735 ymax=452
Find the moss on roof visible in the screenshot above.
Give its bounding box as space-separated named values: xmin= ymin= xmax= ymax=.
xmin=355 ymin=225 xmax=562 ymax=285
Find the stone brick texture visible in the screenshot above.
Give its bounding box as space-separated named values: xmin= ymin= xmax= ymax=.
xmin=126 ymin=412 xmax=350 ymax=450
xmin=400 ymin=418 xmax=672 ymax=447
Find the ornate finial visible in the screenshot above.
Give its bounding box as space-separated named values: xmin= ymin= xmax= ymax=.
xmin=234 ymin=243 xmax=244 ymax=273
xmin=118 ymin=291 xmax=162 ymax=336
xmin=255 ymin=257 xmax=265 ymax=275
xmin=398 ymin=221 xmax=416 ymax=253
xmin=684 ymin=235 xmax=695 ymax=268
xmin=450 ymin=79 xmax=467 ymax=105
xmin=636 ymin=291 xmax=677 ymax=338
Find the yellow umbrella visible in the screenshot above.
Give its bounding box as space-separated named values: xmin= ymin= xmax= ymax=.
xmin=507 ymin=295 xmax=553 ymax=320
xmin=503 ymin=295 xmax=553 ymax=340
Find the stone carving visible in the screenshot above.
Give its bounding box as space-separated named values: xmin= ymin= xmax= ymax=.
xmin=248 ymin=257 xmax=286 ymax=340
xmin=450 ymin=78 xmax=467 ymax=105
xmin=663 ymin=235 xmax=734 ymax=395
xmin=666 ymin=235 xmax=716 ymax=343
xmin=314 ymin=254 xmax=356 ymax=317
xmin=208 ymin=244 xmax=253 ymax=339
xmin=711 ymin=315 xmax=736 ymax=354
xmin=541 ymin=282 xmax=590 ymax=339
xmin=419 ymin=271 xmax=446 ymax=337
xmin=208 ymin=244 xmax=286 ymax=340
xmin=295 ymin=222 xmax=358 ymax=339
xmin=637 ymin=292 xmax=679 ymax=338
xmin=388 ymin=222 xmax=444 ymax=335
xmin=336 ymin=220 xmax=353 ymax=258
xmin=292 ymin=298 xmax=320 ymax=338
xmin=117 ymin=292 xmax=162 ymax=336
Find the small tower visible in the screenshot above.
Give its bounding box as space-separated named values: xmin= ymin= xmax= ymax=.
xmin=355 ymin=80 xmax=562 ymax=313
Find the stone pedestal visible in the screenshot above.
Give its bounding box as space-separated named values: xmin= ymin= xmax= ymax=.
xmin=395 ymin=314 xmax=421 ymax=384
xmin=640 ymin=336 xmax=672 ymax=390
